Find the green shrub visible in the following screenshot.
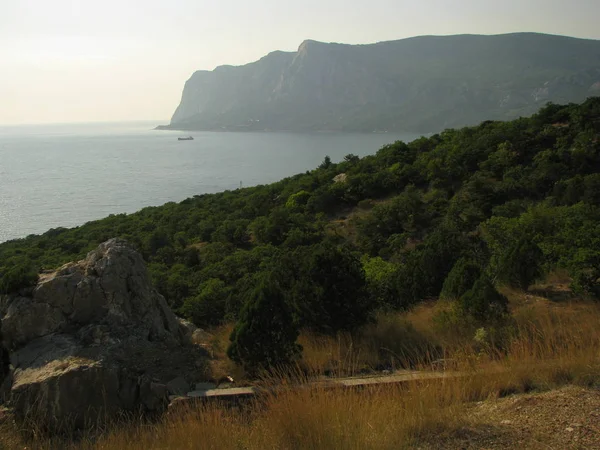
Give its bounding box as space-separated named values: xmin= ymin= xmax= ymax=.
xmin=292 ymin=243 xmax=371 ymax=334
xmin=362 ymin=256 xmax=398 ymax=309
xmin=459 ymin=277 xmax=508 ymax=323
xmin=497 ymin=238 xmax=543 ymax=290
xmin=569 ymin=249 xmax=600 ymax=299
xmin=227 ymin=275 xmax=301 ymax=374
xmin=180 ymin=278 xmax=231 ymax=327
xmin=357 ymin=199 xmax=375 ymax=210
xmin=0 ymin=264 xmax=38 ymax=295
xmin=440 ymin=257 xmax=482 ymax=299
xmin=285 ymin=190 xmax=311 ymax=212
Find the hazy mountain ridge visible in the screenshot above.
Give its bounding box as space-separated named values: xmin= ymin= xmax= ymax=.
xmin=164 ymin=33 xmax=600 ymax=133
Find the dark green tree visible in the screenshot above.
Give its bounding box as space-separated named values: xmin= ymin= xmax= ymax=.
xmin=570 ymin=249 xmax=600 ymax=299
xmin=0 ymin=263 xmax=38 ymax=295
xmin=250 ymin=209 xmax=291 ymax=246
xmin=497 ymin=238 xmax=543 ymax=289
xmin=441 ymin=257 xmax=482 ymax=300
xmin=344 ymin=153 xmax=360 ymax=165
xmin=395 ymin=224 xmax=468 ymax=306
xmin=459 ymin=277 xmax=508 ymax=322
xmin=180 ymin=278 xmax=230 ymax=327
xmin=319 ymin=155 xmax=332 ymax=169
xmin=227 ymin=275 xmax=301 ymax=373
xmin=144 ymin=228 xmax=171 ymax=256
xmin=292 ymin=242 xmax=371 ymax=334
xmin=211 ymin=219 xmax=251 ymax=247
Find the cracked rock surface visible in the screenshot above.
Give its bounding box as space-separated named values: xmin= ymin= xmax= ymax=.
xmin=0 ymin=239 xmax=207 ymax=429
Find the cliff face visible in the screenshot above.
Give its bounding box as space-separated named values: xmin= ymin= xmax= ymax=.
xmin=171 ymin=50 xmax=295 ymax=125
xmin=166 ymin=33 xmax=600 ymax=133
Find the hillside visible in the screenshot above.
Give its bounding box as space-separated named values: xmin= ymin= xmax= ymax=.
xmin=2 ymin=98 xmax=599 ymax=371
xmin=162 ymin=33 xmax=600 ymax=133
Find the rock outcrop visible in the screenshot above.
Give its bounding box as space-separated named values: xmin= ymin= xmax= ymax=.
xmin=0 ymin=239 xmax=207 ymax=429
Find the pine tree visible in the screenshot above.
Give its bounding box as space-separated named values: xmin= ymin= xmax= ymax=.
xmin=459 ymin=277 xmax=508 ymax=322
xmin=227 ymin=275 xmax=301 ymax=374
xmin=441 ymin=257 xmax=482 ymax=300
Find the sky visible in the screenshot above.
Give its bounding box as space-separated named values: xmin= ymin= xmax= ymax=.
xmin=1 ymin=0 xmax=599 ymax=125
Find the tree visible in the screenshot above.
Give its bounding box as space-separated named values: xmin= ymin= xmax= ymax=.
xmin=211 ymin=219 xmax=251 ymax=247
xmin=344 ymin=153 xmax=360 ymax=165
xmin=285 ymin=190 xmax=311 ymax=212
xmin=319 ymin=155 xmax=332 ymax=169
xmin=497 ymin=238 xmax=543 ymax=289
xmin=227 ymin=275 xmax=301 ymax=374
xmin=0 ymin=262 xmax=38 ymax=295
xmin=583 ymin=174 xmax=600 ymax=205
xmin=441 ymin=257 xmax=482 ymax=300
xmin=292 ymin=242 xmax=371 ymax=334
xmin=355 ymin=186 xmax=428 ymax=255
xmin=570 ymin=248 xmax=600 ymax=299
xmin=459 ymin=277 xmax=508 ymax=322
xmin=180 ymin=278 xmax=230 ymax=327
xmin=250 ymin=208 xmax=291 ymax=245
xmin=394 ymin=224 xmax=468 ymax=306
xmin=144 ymin=228 xmax=171 ymax=256
xmin=362 ymin=256 xmax=398 ymax=309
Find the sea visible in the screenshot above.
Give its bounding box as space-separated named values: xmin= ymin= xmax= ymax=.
xmin=0 ymin=121 xmax=420 ymax=243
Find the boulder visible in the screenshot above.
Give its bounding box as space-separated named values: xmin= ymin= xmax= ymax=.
xmin=166 ymin=376 xmax=191 ymax=395
xmin=0 ymin=239 xmax=207 ymax=429
xmin=0 ymin=322 xmax=10 ymax=403
xmin=2 ymin=297 xmax=66 ymax=349
xmin=178 ymin=318 xmax=198 ymax=343
xmin=192 ymin=328 xmax=213 ymax=345
xmin=332 ymin=173 xmax=347 ymax=184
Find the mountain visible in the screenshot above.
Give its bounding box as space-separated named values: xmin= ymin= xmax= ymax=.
xmin=166 ymin=32 xmax=600 ymax=133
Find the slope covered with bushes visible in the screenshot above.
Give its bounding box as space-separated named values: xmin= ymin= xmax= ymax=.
xmin=1 ymin=98 xmax=599 ymax=370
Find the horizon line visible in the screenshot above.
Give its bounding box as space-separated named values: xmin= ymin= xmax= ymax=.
xmin=0 ymin=119 xmax=169 ymax=127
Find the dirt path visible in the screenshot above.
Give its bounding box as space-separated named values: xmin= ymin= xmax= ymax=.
xmin=417 ymin=385 xmax=600 ymax=449
xmin=184 ymin=369 xmax=456 ymax=398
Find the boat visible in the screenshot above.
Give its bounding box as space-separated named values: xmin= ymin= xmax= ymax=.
xmin=178 ymin=136 xmax=194 ymax=141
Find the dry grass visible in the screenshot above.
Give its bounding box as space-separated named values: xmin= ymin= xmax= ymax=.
xmin=36 ymin=380 xmax=469 ymax=450
xmin=3 ymin=283 xmax=600 ymax=449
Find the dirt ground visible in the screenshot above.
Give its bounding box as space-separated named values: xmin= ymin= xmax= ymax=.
xmin=417 ymin=385 xmax=600 ymax=449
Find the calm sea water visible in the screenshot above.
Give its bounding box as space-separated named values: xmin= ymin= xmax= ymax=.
xmin=0 ymin=121 xmax=420 ymax=243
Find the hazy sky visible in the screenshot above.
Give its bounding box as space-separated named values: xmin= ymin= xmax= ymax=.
xmin=1 ymin=0 xmax=599 ymax=125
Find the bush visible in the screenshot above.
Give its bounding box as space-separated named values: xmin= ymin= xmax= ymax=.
xmin=180 ymin=278 xmax=230 ymax=327
xmin=357 ymin=199 xmax=375 ymax=210
xmin=440 ymin=257 xmax=482 ymax=300
xmin=459 ymin=277 xmax=508 ymax=323
xmin=497 ymin=238 xmax=543 ymax=290
xmin=0 ymin=264 xmax=38 ymax=295
xmin=227 ymin=275 xmax=301 ymax=373
xmin=394 ymin=225 xmax=467 ymax=306
xmin=569 ymin=249 xmax=600 ymax=299
xmin=293 ymin=243 xmax=371 ymax=334
xmin=362 ymin=256 xmax=399 ymax=309
xmin=285 ymin=190 xmax=311 ymax=212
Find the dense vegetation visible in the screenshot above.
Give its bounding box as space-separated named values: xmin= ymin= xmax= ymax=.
xmin=1 ymin=98 xmax=599 ymax=370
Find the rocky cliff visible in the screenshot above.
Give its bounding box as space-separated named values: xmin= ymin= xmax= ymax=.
xmin=163 ymin=33 xmax=600 ymax=133
xmin=0 ymin=239 xmax=206 ymax=429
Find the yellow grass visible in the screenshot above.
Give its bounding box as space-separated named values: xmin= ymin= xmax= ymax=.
xmin=4 ymin=287 xmax=600 ymax=449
